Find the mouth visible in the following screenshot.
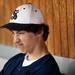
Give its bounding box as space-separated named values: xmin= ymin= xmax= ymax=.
xmin=15 ymin=43 xmax=24 ymax=48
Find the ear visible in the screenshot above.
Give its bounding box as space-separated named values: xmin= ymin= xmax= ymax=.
xmin=36 ymin=30 xmax=43 ymax=37
xmin=40 ymin=30 xmax=43 ymax=36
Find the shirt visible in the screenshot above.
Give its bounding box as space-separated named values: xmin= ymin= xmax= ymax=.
xmin=0 ymin=53 xmax=64 ymax=75
xmin=22 ymin=54 xmax=38 ymax=67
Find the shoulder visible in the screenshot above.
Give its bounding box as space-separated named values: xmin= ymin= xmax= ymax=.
xmin=10 ymin=53 xmax=25 ymax=59
xmin=7 ymin=53 xmax=25 ymax=62
xmin=41 ymin=54 xmax=58 ymax=67
xmin=41 ymin=54 xmax=63 ymax=75
xmin=6 ymin=53 xmax=25 ymax=64
xmin=43 ymin=54 xmax=60 ymax=71
xmin=3 ymin=53 xmax=25 ymax=70
xmin=31 ymin=54 xmax=62 ymax=75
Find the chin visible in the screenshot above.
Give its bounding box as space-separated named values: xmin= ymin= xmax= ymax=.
xmin=21 ymin=49 xmax=27 ymax=53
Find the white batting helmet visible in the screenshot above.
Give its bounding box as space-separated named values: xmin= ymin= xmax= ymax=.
xmin=1 ymin=3 xmax=44 ymax=30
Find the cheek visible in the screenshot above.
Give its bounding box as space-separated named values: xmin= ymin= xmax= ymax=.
xmin=21 ymin=34 xmax=36 ymax=46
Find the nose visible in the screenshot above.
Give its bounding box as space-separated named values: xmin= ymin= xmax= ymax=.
xmin=13 ymin=34 xmax=20 ymax=44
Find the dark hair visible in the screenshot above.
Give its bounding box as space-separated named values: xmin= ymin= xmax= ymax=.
xmin=22 ymin=24 xmax=49 ymax=41
xmin=39 ymin=24 xmax=49 ymax=41
xmin=1 ymin=23 xmax=49 ymax=41
xmin=43 ymin=24 xmax=49 ymax=41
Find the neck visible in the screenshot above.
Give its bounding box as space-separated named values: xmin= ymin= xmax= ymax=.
xmin=26 ymin=42 xmax=49 ymax=61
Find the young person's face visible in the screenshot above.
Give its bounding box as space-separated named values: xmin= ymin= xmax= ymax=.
xmin=12 ymin=31 xmax=40 ymax=53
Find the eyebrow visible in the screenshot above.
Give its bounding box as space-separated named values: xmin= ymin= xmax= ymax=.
xmin=12 ymin=31 xmax=25 ymax=34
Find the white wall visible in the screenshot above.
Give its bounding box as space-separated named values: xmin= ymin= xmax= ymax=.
xmin=54 ymin=56 xmax=75 ymax=75
xmin=0 ymin=44 xmax=21 ymax=59
xmin=0 ymin=44 xmax=75 ymax=75
xmin=0 ymin=57 xmax=7 ymax=71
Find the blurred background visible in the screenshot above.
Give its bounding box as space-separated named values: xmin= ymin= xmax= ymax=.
xmin=0 ymin=0 xmax=75 ymax=75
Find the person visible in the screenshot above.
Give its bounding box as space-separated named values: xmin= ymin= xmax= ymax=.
xmin=0 ymin=3 xmax=64 ymax=75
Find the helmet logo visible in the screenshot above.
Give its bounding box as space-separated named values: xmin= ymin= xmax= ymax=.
xmin=11 ymin=10 xmax=19 ymax=20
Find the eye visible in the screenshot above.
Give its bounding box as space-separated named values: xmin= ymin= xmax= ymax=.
xmin=18 ymin=31 xmax=25 ymax=34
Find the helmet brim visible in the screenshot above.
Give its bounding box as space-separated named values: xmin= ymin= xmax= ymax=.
xmin=0 ymin=23 xmax=25 ymax=31
xmin=0 ymin=23 xmax=45 ymax=31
